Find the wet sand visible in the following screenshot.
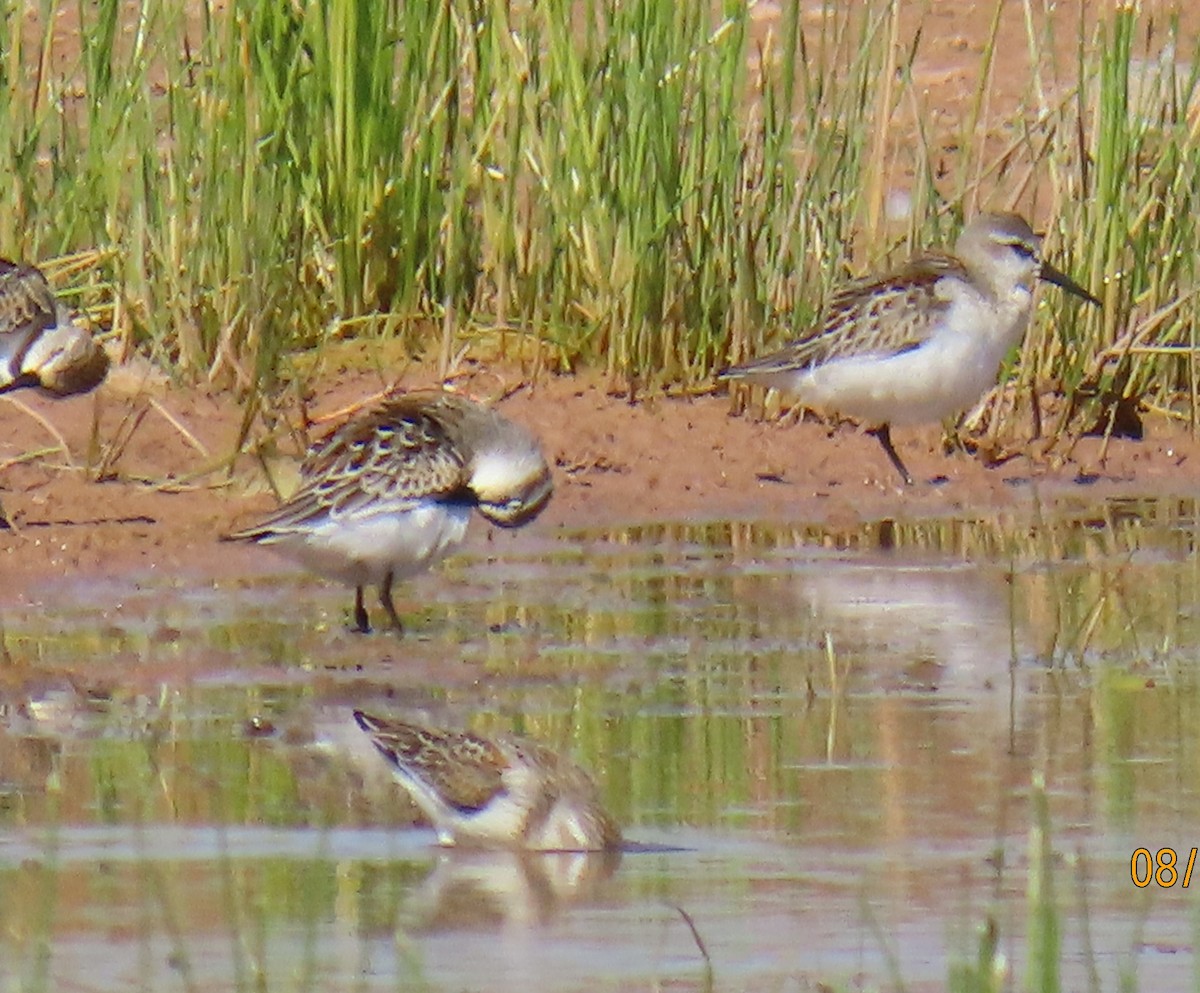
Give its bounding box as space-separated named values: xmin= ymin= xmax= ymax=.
xmin=2 ymin=363 xmax=1198 ymax=604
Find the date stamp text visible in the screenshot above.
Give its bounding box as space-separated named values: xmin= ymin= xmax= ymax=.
xmin=1131 ymin=848 xmax=1197 ymax=888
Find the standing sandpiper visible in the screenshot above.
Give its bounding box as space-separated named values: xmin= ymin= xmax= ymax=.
xmin=223 ymin=390 xmax=553 ymax=633
xmin=353 ymin=710 xmax=622 ymax=851
xmin=720 ymin=212 xmax=1100 ymax=484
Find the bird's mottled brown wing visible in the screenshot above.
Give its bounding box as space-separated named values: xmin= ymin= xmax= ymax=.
xmin=723 ymin=252 xmax=967 ymax=377
xmin=0 ymin=260 xmax=57 ymax=336
xmin=499 ymin=735 xmax=604 ymax=802
xmin=354 ymin=712 xmax=507 ymax=813
xmin=227 ymin=395 xmax=471 ymax=537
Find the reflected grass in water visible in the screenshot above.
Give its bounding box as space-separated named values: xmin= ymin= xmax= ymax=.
xmin=9 ymin=496 xmax=1200 ymax=672
xmin=0 ymin=845 xmax=437 ymax=993
xmin=4 ymin=501 xmax=1200 ymax=988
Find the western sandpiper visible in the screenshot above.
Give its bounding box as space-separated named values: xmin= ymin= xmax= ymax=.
xmin=1 ymin=259 xmax=109 ymax=528
xmin=224 ymin=390 xmax=553 ymax=633
xmin=720 ymin=212 xmax=1100 ymax=484
xmin=0 ymin=260 xmax=109 ymax=398
xmin=353 ymin=710 xmax=622 ymax=851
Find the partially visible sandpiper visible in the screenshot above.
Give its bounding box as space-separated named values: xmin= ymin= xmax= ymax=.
xmin=0 ymin=259 xmax=109 ymax=398
xmin=720 ymin=212 xmax=1100 ymax=484
xmin=1 ymin=259 xmax=110 ymax=527
xmin=353 ymin=710 xmax=622 ymax=851
xmin=223 ymin=390 xmax=553 ymax=634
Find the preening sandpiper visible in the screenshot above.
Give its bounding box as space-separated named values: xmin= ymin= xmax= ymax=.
xmin=0 ymin=260 xmax=109 ymax=398
xmin=1 ymin=259 xmax=109 ymax=527
xmin=224 ymin=390 xmax=553 ymax=633
xmin=720 ymin=212 xmax=1100 ymax=484
xmin=353 ymin=710 xmax=622 ymax=851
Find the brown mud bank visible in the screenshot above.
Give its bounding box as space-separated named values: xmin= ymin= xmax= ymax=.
xmin=2 ymin=366 xmax=1198 ymax=606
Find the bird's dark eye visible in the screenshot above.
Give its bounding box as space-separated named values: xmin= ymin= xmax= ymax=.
xmin=1010 ymin=241 xmax=1037 ymax=260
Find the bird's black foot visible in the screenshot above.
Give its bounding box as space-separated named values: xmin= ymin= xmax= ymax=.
xmin=379 ymin=573 xmax=405 ymax=635
xmin=352 ymin=587 xmax=372 ymax=634
xmin=867 ymin=424 xmax=914 ymax=486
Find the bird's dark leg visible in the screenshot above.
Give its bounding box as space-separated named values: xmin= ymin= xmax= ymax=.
xmin=353 ymin=586 xmax=371 ymax=634
xmin=378 ymin=572 xmax=405 ymax=634
xmin=867 ymin=424 xmax=914 ymax=486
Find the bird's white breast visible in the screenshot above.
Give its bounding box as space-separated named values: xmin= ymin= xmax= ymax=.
xmin=797 ymin=278 xmax=1034 ymax=426
xmin=266 ymin=500 xmax=472 ymax=587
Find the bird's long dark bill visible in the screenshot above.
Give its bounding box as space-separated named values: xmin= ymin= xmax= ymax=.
xmin=1039 ymin=261 xmax=1102 ymax=307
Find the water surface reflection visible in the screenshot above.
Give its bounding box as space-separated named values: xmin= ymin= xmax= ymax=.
xmin=2 ymin=498 xmax=1200 ymax=990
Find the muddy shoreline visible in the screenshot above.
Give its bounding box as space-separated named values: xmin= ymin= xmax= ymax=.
xmin=2 ymin=367 xmax=1198 ymax=609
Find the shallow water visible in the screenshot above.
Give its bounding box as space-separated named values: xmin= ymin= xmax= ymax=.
xmin=3 ymin=497 xmax=1200 ymax=991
